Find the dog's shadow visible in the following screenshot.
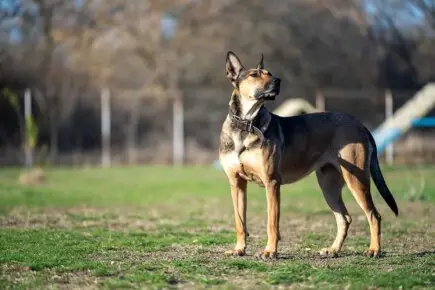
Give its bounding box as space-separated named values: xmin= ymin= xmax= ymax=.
xmin=275 ymin=250 xmax=435 ymax=261
xmin=410 ymin=250 xmax=434 ymax=257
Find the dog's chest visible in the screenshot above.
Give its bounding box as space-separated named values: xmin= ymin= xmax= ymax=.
xmin=219 ymin=121 xmax=266 ymax=184
xmin=232 ymin=130 xmax=259 ymax=153
xmin=219 ymin=147 xmax=265 ymax=185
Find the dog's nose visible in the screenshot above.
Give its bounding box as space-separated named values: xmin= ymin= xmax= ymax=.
xmin=273 ymin=78 xmax=281 ymax=85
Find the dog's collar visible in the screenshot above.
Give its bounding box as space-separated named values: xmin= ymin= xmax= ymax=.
xmin=230 ymin=108 xmax=272 ymax=143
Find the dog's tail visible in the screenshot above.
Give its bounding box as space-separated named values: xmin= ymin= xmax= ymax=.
xmin=366 ymin=129 xmax=399 ymax=216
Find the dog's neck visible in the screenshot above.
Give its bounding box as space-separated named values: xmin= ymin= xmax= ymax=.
xmin=229 ymin=89 xmax=265 ymax=121
xmin=228 ymin=90 xmax=272 ymax=139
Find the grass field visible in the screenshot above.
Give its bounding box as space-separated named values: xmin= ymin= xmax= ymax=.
xmin=0 ymin=165 xmax=434 ymax=289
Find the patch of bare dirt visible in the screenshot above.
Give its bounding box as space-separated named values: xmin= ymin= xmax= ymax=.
xmin=0 ymin=206 xmax=161 ymax=231
xmin=47 ymin=270 xmax=102 ymax=290
xmin=18 ymin=168 xmax=46 ymax=186
xmin=1 ymin=264 xmax=110 ymax=290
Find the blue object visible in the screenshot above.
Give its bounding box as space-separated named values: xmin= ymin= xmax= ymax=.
xmin=372 ymin=128 xmax=403 ymax=154
xmin=213 ymin=159 xmax=222 ymax=171
xmin=412 ymin=117 xmax=435 ymax=127
xmin=373 ymin=117 xmax=435 ymax=156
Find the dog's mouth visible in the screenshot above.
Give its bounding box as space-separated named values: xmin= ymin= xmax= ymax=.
xmin=260 ymin=91 xmax=277 ymax=100
xmin=258 ymin=87 xmax=280 ymax=100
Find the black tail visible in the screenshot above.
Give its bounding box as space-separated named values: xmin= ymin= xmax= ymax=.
xmin=366 ymin=130 xmax=399 ymax=216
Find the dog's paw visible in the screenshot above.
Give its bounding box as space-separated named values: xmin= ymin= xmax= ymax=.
xmin=256 ymin=249 xmax=278 ymax=260
xmin=319 ymin=247 xmax=339 ymax=258
xmin=364 ymin=248 xmax=382 ymax=258
xmin=224 ymin=248 xmax=246 ymax=257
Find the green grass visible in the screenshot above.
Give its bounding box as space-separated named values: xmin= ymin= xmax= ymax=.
xmin=0 ymin=165 xmax=434 ymax=289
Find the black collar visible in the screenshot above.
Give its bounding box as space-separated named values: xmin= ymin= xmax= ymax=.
xmin=230 ymin=114 xmax=259 ymax=134
xmin=230 ymin=105 xmax=272 ymax=143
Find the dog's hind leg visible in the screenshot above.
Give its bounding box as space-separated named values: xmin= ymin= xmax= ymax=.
xmin=225 ymin=176 xmax=248 ymax=256
xmin=316 ymin=164 xmax=351 ymax=258
xmin=339 ymin=144 xmax=382 ymax=258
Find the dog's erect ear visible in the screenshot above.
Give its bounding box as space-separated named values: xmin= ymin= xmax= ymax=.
xmin=226 ymin=51 xmax=244 ymax=82
xmin=256 ymin=54 xmax=264 ymax=70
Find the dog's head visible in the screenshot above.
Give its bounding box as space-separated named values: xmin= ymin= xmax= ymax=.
xmin=225 ymin=51 xmax=280 ymax=101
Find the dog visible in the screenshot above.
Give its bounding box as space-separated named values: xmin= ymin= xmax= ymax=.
xmin=219 ymin=51 xmax=398 ymax=260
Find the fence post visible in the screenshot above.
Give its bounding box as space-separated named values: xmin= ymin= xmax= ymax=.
xmin=315 ymin=90 xmax=325 ymax=111
xmin=24 ymin=88 xmax=33 ymax=168
xmin=385 ymin=89 xmax=394 ymax=165
xmin=101 ymin=88 xmax=111 ymax=168
xmin=173 ymin=90 xmax=184 ymax=166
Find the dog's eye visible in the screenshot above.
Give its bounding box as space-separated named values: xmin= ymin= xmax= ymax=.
xmin=250 ymin=72 xmax=259 ymax=77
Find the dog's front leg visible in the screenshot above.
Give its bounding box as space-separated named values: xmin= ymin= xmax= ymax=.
xmin=257 ymin=178 xmax=280 ymax=260
xmin=225 ymin=175 xmax=248 ymax=256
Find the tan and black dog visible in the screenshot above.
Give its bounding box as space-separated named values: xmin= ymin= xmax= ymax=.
xmin=219 ymin=51 xmax=398 ymax=260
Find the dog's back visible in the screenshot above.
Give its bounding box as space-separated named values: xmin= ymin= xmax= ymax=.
xmin=270 ymin=112 xmax=367 ymax=182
